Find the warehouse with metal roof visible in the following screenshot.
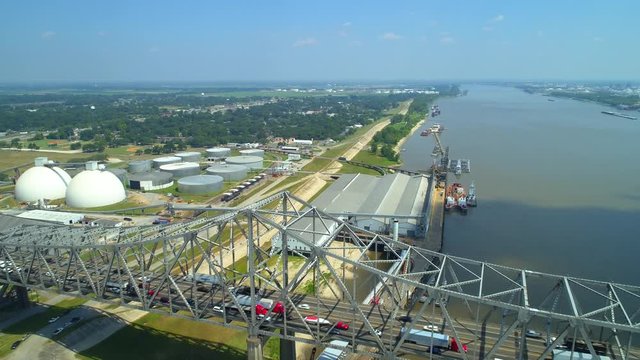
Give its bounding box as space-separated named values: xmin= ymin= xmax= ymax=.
xmin=272 ymin=173 xmax=430 ymax=253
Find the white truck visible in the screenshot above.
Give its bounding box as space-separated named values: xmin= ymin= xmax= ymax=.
xmin=400 ymin=327 xmax=449 ymax=348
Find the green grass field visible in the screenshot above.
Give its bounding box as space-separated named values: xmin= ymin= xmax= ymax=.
xmin=77 ymin=313 xmax=281 ymax=360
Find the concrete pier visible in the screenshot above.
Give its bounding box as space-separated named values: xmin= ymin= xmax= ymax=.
xmin=246 ymin=335 xmax=264 ymax=360
xmin=424 ymin=178 xmax=445 ymax=251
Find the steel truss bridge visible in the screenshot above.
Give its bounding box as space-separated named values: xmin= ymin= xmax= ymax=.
xmin=1 ymin=191 xmax=639 ymax=360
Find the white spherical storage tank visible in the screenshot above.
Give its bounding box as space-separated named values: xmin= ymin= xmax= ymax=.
xmin=205 ymin=164 xmax=248 ymax=181
xmin=175 ymin=151 xmax=201 ymax=162
xmin=239 ymin=149 xmax=264 ymax=158
xmin=178 ymin=175 xmax=224 ymax=194
xmin=15 ymin=165 xmax=71 ymax=202
xmin=159 ymin=162 xmax=201 ymax=179
xmin=225 ymin=156 xmax=263 ymax=170
xmin=66 ymin=170 xmax=126 ymax=208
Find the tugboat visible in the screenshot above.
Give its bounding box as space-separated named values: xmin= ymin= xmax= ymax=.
xmin=466 ymin=181 xmax=477 ymax=207
xmin=445 ymin=195 xmax=456 ymax=211
xmin=458 ymin=196 xmax=468 ymax=214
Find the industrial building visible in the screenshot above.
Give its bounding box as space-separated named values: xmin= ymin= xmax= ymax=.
xmin=175 ymin=151 xmax=201 ymax=162
xmin=205 ymin=164 xmax=248 ymax=181
xmin=14 ymin=157 xmax=71 ymax=202
xmin=225 ymin=156 xmax=263 ymax=170
xmin=128 ymin=160 xmax=152 ymax=174
xmin=16 ymin=209 xmax=84 ymax=225
xmin=178 ymin=175 xmax=224 ymax=194
xmin=66 ymin=162 xmax=127 ymax=208
xmin=159 ymin=162 xmax=201 ymax=178
xmin=271 ymin=173 xmax=430 ymax=253
xmin=152 ymin=156 xmax=181 ymax=168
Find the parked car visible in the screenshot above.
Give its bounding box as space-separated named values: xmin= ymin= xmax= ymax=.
xmin=53 ymin=327 xmax=64 ymax=335
xmin=11 ymin=340 xmax=22 ymax=350
xmin=213 ymin=306 xmax=224 ymax=313
xmin=48 ymin=316 xmax=60 ymax=323
xmin=396 ymin=315 xmax=413 ymax=323
xmin=70 ymin=317 xmax=81 ymax=323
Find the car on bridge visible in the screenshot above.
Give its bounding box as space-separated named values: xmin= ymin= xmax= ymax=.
xmin=396 ymin=315 xmax=412 ymax=323
xmin=525 ymin=329 xmax=542 ymax=338
xmin=304 ymin=316 xmax=331 ymax=325
xmin=298 ymin=303 xmax=310 ymax=310
xmin=335 ymin=321 xmax=349 ymax=330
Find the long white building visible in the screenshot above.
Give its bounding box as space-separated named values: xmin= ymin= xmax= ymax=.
xmin=272 ymin=173 xmax=430 ymax=253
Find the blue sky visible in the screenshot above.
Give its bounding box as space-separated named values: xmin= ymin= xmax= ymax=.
xmin=1 ymin=0 xmax=639 ymax=82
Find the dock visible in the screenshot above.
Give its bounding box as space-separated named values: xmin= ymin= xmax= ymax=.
xmin=424 ymin=178 xmax=445 ymax=252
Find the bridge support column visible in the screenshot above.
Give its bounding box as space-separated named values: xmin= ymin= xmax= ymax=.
xmin=279 ymin=330 xmax=296 ymax=360
xmin=15 ymin=286 xmax=30 ymax=308
xmin=247 ymin=335 xmax=264 ymax=360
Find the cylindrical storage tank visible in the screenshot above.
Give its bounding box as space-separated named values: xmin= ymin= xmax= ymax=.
xmin=206 ymin=147 xmax=231 ymax=158
xmin=239 ymin=149 xmax=264 ymax=158
xmin=66 ymin=170 xmax=126 ymax=208
xmin=178 ymin=175 xmax=224 ymax=194
xmin=175 ymin=151 xmax=201 ymax=163
xmin=128 ymin=171 xmax=173 ymax=191
xmin=205 ymin=164 xmax=248 ymax=181
xmin=152 ymin=156 xmax=181 ymax=168
xmin=107 ymin=168 xmax=128 ymax=184
xmin=225 ymin=156 xmax=263 ymax=170
xmin=128 ymin=160 xmax=152 ymax=174
xmin=159 ymin=162 xmax=201 ymax=179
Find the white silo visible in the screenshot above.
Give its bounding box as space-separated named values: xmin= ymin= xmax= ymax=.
xmin=225 ymin=156 xmax=263 ymax=170
xmin=206 ymin=147 xmax=231 ymax=159
xmin=128 ymin=160 xmax=152 ymax=174
xmin=178 ymin=175 xmax=224 ymax=194
xmin=66 ymin=162 xmax=126 ymax=208
xmin=152 ymin=156 xmax=181 ymax=168
xmin=175 ymin=151 xmax=201 ymax=163
xmin=205 ymin=164 xmax=248 ymax=181
xmin=15 ymin=157 xmax=71 ymax=202
xmin=159 ymin=162 xmax=201 ymax=179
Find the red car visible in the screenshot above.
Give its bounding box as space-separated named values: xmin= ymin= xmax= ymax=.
xmin=255 ymin=304 xmax=268 ymax=315
xmin=335 ymin=321 xmax=349 ymax=330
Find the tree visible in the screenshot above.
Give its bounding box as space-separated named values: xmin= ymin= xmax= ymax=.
xmin=135 ymin=149 xmax=144 ymax=156
xmin=70 ymin=142 xmax=82 ymax=150
xmin=370 ymin=142 xmax=378 ymax=154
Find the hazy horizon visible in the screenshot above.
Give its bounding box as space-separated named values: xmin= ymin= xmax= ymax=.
xmin=2 ymin=1 xmax=639 ymax=82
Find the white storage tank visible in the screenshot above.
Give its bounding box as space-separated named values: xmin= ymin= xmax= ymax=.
xmin=239 ymin=149 xmax=264 ymax=158
xmin=159 ymin=162 xmax=201 ymax=178
xmin=128 ymin=160 xmax=152 ymax=174
xmin=129 ymin=171 xmax=174 ymax=191
xmin=15 ymin=157 xmax=72 ymax=202
xmin=205 ymin=164 xmax=248 ymax=181
xmin=206 ymin=147 xmax=231 ymax=159
xmin=178 ymin=175 xmax=224 ymax=194
xmin=66 ymin=162 xmax=126 ymax=208
xmin=175 ymin=151 xmax=201 ymax=163
xmin=225 ymin=156 xmax=263 ymax=170
xmin=152 ymin=156 xmax=181 ymax=168
xmin=107 ymin=168 xmax=128 ymax=184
